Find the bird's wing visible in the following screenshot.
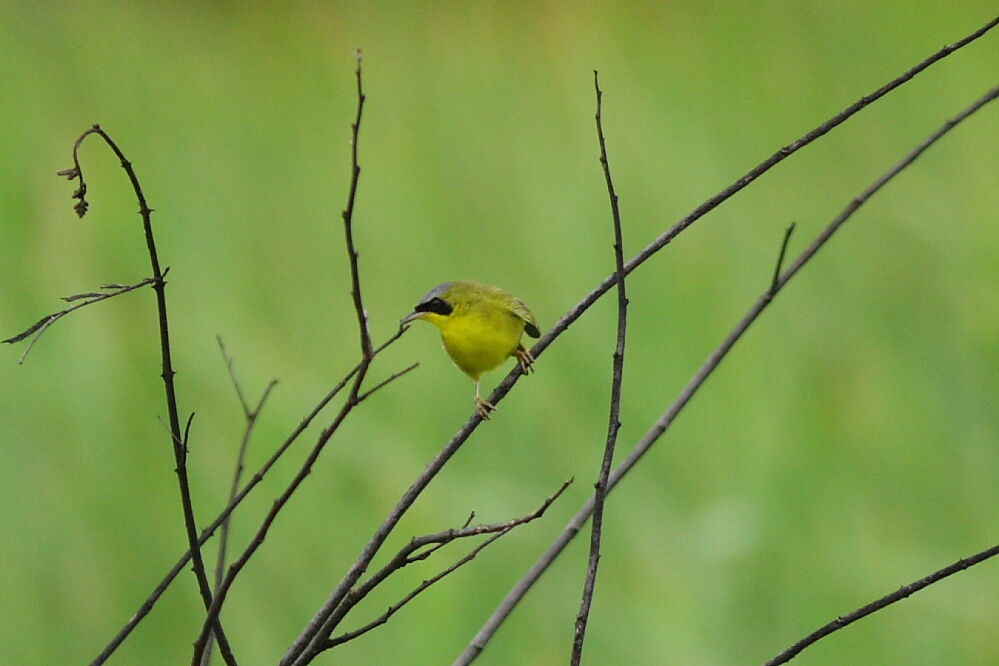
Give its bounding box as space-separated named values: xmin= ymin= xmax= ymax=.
xmin=510 ymin=298 xmax=541 ymax=338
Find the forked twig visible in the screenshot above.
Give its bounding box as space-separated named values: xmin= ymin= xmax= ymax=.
xmin=318 ymin=480 xmax=573 ymax=652
xmin=201 ymin=338 xmax=278 ymax=666
xmin=456 ymin=81 xmax=999 ymax=664
xmin=4 ymin=278 xmax=156 ymax=363
xmin=328 ymin=531 xmax=511 ymax=648
xmin=323 ymin=479 xmax=572 ymax=649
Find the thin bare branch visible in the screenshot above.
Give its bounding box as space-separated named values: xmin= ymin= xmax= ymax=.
xmin=283 ymin=18 xmax=999 ymax=665
xmin=58 ymin=126 xmax=237 ymax=665
xmin=62 ymin=292 xmax=105 ymax=301
xmin=415 ymin=512 xmax=476 ymax=561
xmin=357 ymin=362 xmax=420 ymax=402
xmin=456 ymin=81 xmax=999 ymax=665
xmin=765 ymin=542 xmax=999 ymax=665
xmin=342 ymin=49 xmax=373 ymax=359
xmin=217 ymin=336 xmax=253 ymax=418
xmin=571 ymin=70 xmax=628 ymax=665
xmin=202 ymin=339 xmax=278 ymax=666
xmin=4 ymin=277 xmax=155 ymax=363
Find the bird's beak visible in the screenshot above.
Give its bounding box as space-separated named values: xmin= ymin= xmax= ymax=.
xmin=401 ymin=310 xmax=425 ymax=326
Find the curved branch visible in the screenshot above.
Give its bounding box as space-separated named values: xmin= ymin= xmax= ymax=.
xmin=60 ymin=126 xmax=237 ymax=665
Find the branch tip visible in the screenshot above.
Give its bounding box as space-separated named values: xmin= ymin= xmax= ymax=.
xmin=770 ymin=222 xmax=797 ymax=294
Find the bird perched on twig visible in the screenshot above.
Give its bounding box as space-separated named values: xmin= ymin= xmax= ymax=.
xmin=402 ymin=281 xmax=540 ymax=419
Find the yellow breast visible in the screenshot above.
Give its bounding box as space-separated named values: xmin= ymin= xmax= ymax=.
xmin=435 ymin=305 xmax=525 ymax=380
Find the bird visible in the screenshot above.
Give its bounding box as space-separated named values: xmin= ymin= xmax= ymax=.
xmin=402 ymin=281 xmax=540 ymax=419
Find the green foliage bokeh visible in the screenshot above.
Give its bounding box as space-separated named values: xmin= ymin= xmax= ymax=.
xmin=1 ymin=3 xmax=997 ymax=664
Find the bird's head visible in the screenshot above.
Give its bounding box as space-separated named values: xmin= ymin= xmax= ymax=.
xmin=401 ymin=281 xmax=456 ymax=331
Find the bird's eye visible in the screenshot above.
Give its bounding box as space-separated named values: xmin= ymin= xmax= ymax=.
xmin=415 ymin=297 xmax=453 ymax=316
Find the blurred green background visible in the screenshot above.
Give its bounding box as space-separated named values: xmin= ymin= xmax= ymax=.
xmin=2 ymin=2 xmax=998 ymax=664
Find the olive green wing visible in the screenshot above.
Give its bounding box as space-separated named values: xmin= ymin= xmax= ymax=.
xmin=510 ymin=298 xmax=540 ymax=338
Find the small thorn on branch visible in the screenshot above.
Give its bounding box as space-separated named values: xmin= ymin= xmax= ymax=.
xmin=770 ymin=222 xmax=796 ymax=295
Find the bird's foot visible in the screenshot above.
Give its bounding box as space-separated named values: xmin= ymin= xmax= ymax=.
xmin=476 ymin=396 xmax=496 ymax=420
xmin=514 ymin=347 xmax=535 ymax=374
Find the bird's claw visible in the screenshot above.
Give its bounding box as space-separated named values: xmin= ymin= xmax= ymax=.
xmin=476 ymin=397 xmax=496 ymax=420
xmin=514 ymin=347 xmax=535 ymax=375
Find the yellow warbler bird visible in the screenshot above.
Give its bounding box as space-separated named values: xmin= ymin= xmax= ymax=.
xmin=402 ymin=281 xmax=540 ymax=419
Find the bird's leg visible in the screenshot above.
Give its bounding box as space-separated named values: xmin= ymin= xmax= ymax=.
xmin=474 ymin=380 xmax=495 ymax=419
xmin=513 ymin=344 xmax=535 ymax=374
